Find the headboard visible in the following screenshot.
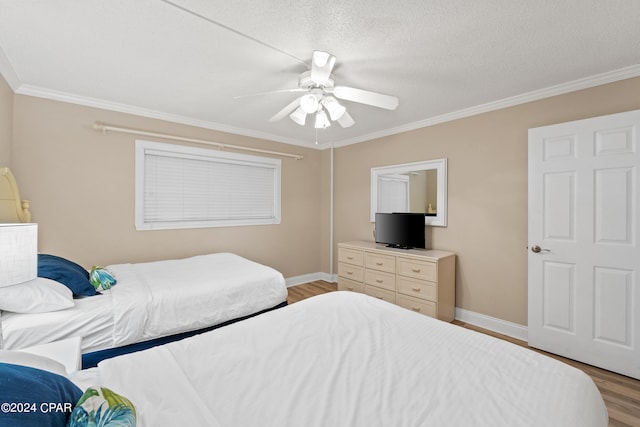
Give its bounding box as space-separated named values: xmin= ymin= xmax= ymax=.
xmin=0 ymin=167 xmax=31 ymax=223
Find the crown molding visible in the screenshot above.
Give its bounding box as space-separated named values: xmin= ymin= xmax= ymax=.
xmin=13 ymin=84 xmax=313 ymax=148
xmin=7 ymin=64 xmax=640 ymax=150
xmin=328 ymin=64 xmax=640 ymax=149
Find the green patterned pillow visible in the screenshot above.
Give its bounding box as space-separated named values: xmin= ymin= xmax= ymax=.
xmin=89 ymin=266 xmax=117 ymax=292
xmin=67 ymin=387 xmax=136 ymax=427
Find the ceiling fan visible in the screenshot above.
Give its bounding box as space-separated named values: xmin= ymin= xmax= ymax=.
xmin=268 ymin=51 xmax=399 ymax=129
xmin=158 ymin=3 xmax=398 ymax=131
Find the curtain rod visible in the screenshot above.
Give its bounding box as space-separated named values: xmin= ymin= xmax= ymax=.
xmin=92 ymin=122 xmax=304 ymax=160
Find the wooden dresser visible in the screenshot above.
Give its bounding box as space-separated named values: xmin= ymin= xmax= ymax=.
xmin=337 ymin=241 xmax=456 ymax=322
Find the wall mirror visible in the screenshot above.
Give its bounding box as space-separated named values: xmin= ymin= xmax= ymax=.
xmin=371 ymin=158 xmax=447 ymax=226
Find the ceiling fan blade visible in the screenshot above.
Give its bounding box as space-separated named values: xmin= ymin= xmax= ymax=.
xmin=337 ymin=111 xmax=355 ymax=128
xmin=333 ymin=86 xmax=399 ymax=110
xmin=310 ymin=51 xmax=336 ymax=85
xmin=234 ymin=88 xmax=307 ymax=99
xmin=268 ymin=97 xmax=302 ymax=122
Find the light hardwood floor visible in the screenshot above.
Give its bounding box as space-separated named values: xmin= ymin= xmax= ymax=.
xmin=287 ymin=281 xmax=640 ymax=427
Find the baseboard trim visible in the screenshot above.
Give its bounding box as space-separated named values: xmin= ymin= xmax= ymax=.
xmin=285 ymin=272 xmax=335 ymax=288
xmin=455 ymin=307 xmax=528 ymax=342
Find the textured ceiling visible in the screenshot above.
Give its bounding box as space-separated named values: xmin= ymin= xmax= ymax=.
xmin=0 ymin=0 xmax=639 ymax=148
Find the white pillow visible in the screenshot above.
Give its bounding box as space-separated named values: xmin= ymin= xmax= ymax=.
xmin=0 ymin=349 xmax=67 ymax=376
xmin=0 ymin=277 xmax=74 ymax=313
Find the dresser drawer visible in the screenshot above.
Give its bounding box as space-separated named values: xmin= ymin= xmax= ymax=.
xmin=397 ymin=257 xmax=437 ymax=281
xmin=397 ymin=294 xmax=437 ymax=318
xmin=364 ymin=269 xmax=395 ymax=291
xmin=338 ymin=247 xmax=364 ymax=266
xmin=397 ymin=277 xmax=437 ymax=302
xmin=364 ymin=285 xmax=396 ymax=303
xmin=338 ymin=277 xmax=364 ymax=293
xmin=365 ymin=252 xmax=396 ymax=273
xmin=338 ymin=262 xmax=364 ymax=282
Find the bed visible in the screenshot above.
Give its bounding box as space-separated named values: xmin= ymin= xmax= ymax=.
xmin=0 ymin=252 xmax=288 ymax=367
xmin=0 ymin=167 xmax=288 ymax=367
xmin=53 ymin=291 xmax=607 ymax=427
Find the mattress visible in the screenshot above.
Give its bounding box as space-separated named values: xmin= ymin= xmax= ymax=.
xmin=93 ymin=291 xmax=608 ymax=427
xmin=1 ymin=253 xmax=287 ymax=354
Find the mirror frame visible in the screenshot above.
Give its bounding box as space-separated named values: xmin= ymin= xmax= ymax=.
xmin=371 ymin=158 xmax=448 ymax=226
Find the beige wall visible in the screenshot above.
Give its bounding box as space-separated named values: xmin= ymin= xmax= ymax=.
xmin=333 ymin=77 xmax=640 ymax=325
xmin=11 ymin=95 xmax=324 ymax=278
xmin=0 ymin=74 xmax=12 ymax=166
xmin=6 ymin=76 xmax=640 ymax=325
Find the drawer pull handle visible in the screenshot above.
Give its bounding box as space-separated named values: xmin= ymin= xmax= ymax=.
xmin=376 ymin=279 xmax=383 ymax=283
xmin=412 ymin=307 xmax=421 ymax=312
xmin=347 ymin=271 xmax=354 ymax=275
xmin=412 ymin=287 xmax=421 ymax=292
xmin=376 ymin=262 xmax=383 ymax=266
xmin=347 ymin=287 xmax=354 ymax=291
xmin=412 ymin=268 xmax=421 ymax=273
xmin=376 ymin=296 xmax=383 ymax=300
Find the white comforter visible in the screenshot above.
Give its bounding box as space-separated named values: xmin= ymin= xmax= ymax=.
xmin=107 ymin=252 xmax=287 ymax=347
xmin=1 ymin=253 xmax=287 ymax=353
xmin=96 ymin=291 xmax=608 ymax=427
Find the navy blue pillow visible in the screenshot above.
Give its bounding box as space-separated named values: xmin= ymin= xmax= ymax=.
xmin=38 ymin=254 xmax=96 ymax=297
xmin=0 ymin=362 xmax=83 ymax=427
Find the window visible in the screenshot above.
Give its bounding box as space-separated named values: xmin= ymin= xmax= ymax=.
xmin=135 ymin=140 xmax=281 ymax=230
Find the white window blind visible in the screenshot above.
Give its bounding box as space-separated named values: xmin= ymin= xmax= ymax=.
xmin=135 ymin=140 xmax=281 ymax=230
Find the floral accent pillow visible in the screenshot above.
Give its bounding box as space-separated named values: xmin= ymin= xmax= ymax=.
xmin=67 ymin=387 xmax=136 ymax=427
xmin=89 ymin=267 xmax=117 ymax=292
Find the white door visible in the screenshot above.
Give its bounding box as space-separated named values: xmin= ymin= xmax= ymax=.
xmin=528 ymin=109 xmax=640 ymax=380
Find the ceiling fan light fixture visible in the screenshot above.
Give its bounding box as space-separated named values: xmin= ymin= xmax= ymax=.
xmin=322 ymin=97 xmax=346 ymax=121
xmin=299 ymin=94 xmax=319 ymax=114
xmin=289 ymin=107 xmax=307 ymax=126
xmin=314 ymin=110 xmax=331 ymax=129
xmin=266 ymin=50 xmax=398 ymax=134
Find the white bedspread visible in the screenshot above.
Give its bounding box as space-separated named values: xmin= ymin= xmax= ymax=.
xmin=97 ymin=291 xmax=608 ymax=427
xmin=107 ymin=252 xmax=287 ymax=347
xmin=1 ymin=253 xmax=287 ymax=353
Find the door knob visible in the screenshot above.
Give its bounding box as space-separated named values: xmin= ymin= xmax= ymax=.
xmin=531 ymin=245 xmax=550 ymax=253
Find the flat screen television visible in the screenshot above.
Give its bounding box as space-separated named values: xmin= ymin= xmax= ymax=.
xmin=375 ymin=212 xmax=425 ymax=249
